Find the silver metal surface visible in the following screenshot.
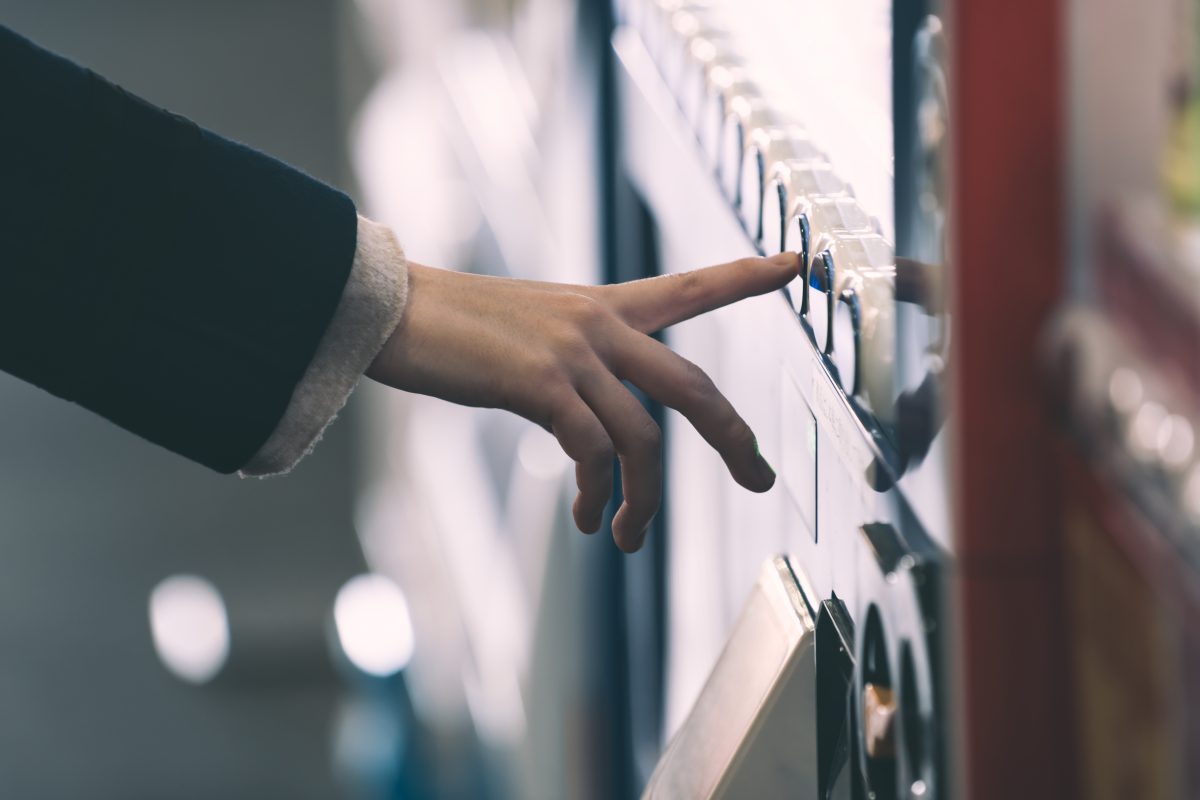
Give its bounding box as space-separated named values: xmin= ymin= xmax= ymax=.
xmin=679 ymin=43 xmax=743 ymax=133
xmin=642 ymin=557 xmax=818 ymax=799
xmin=739 ymin=127 xmax=823 ymax=247
xmin=659 ymin=7 xmax=731 ymax=95
xmin=701 ymin=65 xmax=757 ymax=169
xmin=719 ymin=93 xmax=777 ymax=205
xmin=820 ymin=232 xmax=896 ymax=417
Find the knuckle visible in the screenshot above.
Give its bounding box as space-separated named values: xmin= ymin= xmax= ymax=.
xmin=551 ymin=327 xmax=593 ymax=363
xmin=626 ymin=491 xmax=662 ymax=518
xmin=681 ymin=361 xmax=716 ymax=404
xmin=530 ymin=356 xmax=568 ymax=392
xmin=561 ymin=293 xmax=610 ymax=329
xmin=648 ymin=422 xmax=664 ymax=451
xmin=633 ymin=419 xmax=663 ymax=456
xmin=583 ymin=432 xmax=615 ymax=466
xmin=730 ymin=421 xmax=757 ymax=453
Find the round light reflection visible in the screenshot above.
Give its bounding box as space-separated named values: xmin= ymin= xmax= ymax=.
xmin=334 ymin=574 xmax=415 ymax=678
xmin=148 ymin=574 xmax=230 ymax=685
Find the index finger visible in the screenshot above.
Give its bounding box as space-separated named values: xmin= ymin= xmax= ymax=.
xmin=599 ymin=252 xmax=799 ymax=334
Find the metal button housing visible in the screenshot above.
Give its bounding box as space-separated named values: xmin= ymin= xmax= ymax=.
xmin=680 ymin=47 xmax=744 ymax=136
xmin=700 ymin=65 xmax=755 ymax=168
xmin=785 ymin=214 xmax=813 ymax=316
xmin=769 ymin=161 xmax=849 ymax=319
xmin=761 ymin=180 xmax=787 ymax=257
xmin=641 ymin=0 xmax=687 ymax=61
xmin=719 ymin=93 xmax=774 ymax=205
xmin=821 ymin=233 xmax=896 ymax=417
xmin=808 ymin=251 xmax=834 ymax=355
xmin=739 ymin=129 xmax=823 ymax=247
xmin=833 ymin=292 xmax=861 ymax=394
xmin=660 ymin=8 xmax=731 ymax=95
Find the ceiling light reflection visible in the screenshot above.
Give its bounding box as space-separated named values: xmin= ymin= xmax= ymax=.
xmin=334 ymin=574 xmax=415 ymax=678
xmin=148 ymin=574 xmax=230 ymax=685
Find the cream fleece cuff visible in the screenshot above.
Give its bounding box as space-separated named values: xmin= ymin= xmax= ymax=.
xmin=239 ymin=215 xmax=408 ymax=477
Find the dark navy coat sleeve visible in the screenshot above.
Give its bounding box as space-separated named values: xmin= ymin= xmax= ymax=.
xmin=0 ymin=25 xmax=358 ymax=472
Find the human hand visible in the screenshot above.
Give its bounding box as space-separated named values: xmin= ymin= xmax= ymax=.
xmin=366 ymin=252 xmax=799 ymax=552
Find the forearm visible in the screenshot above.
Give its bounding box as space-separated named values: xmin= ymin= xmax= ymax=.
xmin=241 ymin=217 xmax=408 ymax=476
xmin=0 ymin=25 xmax=360 ymax=472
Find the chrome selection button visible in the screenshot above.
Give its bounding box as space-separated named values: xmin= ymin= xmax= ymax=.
xmin=778 ymin=162 xmax=851 ymax=219
xmin=700 ymin=64 xmax=755 ymax=168
xmin=680 ymin=48 xmax=744 ymax=137
xmin=739 ymin=130 xmax=822 ymax=248
xmin=643 ymin=0 xmax=681 ymax=61
xmin=769 ymin=162 xmax=848 ymax=317
xmin=761 ymin=180 xmax=786 ymax=257
xmin=800 ymin=197 xmax=877 ymax=314
xmin=823 ymin=233 xmax=896 ymax=417
xmin=786 ymin=214 xmax=813 ymax=316
xmin=807 ymin=251 xmax=834 ymax=354
xmin=807 ymin=196 xmax=875 ymax=247
xmin=641 ymin=0 xmax=687 ymax=62
xmin=660 ymin=7 xmax=731 ymax=95
xmin=833 ymin=292 xmax=860 ymax=393
xmin=719 ymin=93 xmax=774 ymax=205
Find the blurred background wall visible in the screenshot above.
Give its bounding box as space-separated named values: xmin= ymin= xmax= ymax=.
xmin=0 ymin=2 xmax=630 ymax=799
xmin=0 ymin=2 xmax=371 ymax=798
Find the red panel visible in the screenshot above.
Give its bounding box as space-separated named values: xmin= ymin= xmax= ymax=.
xmin=951 ymin=0 xmax=1076 ymax=797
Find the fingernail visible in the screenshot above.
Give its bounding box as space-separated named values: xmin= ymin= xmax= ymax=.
xmin=634 ymin=522 xmax=652 ymax=552
xmin=757 ymin=454 xmax=777 ymax=486
xmin=621 ymin=532 xmax=641 ymax=554
xmin=769 ymin=251 xmax=798 ymax=268
xmin=754 ymin=440 xmax=777 ymax=488
xmin=612 ymin=511 xmax=633 ymax=552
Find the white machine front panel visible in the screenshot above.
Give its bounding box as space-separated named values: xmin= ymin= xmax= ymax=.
xmin=727 ymin=0 xmax=895 ymax=244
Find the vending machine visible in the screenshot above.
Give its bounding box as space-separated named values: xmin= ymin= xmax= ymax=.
xmin=608 ymin=2 xmax=953 ymax=797
xmin=607 ymin=0 xmax=1076 ymax=798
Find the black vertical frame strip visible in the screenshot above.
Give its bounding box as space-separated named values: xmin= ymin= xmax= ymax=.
xmin=893 ymin=0 xmax=928 ymax=262
xmin=579 ymin=1 xmax=669 ymax=798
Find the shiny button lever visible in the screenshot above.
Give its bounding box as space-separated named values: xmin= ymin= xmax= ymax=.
xmin=700 ymin=64 xmax=756 ymax=169
xmin=767 ymin=162 xmax=850 ymax=319
xmin=678 ymin=37 xmax=741 ymax=130
xmin=808 ymin=251 xmax=834 ymax=355
xmin=660 ymin=6 xmax=731 ymax=95
xmin=718 ymin=92 xmax=774 ymax=205
xmin=821 ymin=233 xmax=896 ymax=417
xmin=739 ymin=128 xmax=823 ymax=248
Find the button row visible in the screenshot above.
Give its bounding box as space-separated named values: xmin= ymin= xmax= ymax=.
xmin=619 ymin=0 xmax=898 ymax=417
